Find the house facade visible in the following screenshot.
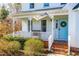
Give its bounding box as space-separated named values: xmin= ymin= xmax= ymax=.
xmin=11 ymin=3 xmax=79 ymax=53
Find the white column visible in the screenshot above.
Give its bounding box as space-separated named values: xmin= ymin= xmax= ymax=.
xmin=48 ymin=16 xmax=54 ymax=51
xmin=52 ymin=16 xmax=54 ymax=42
xmin=12 ymin=18 xmax=15 ymax=37
xmin=22 ymin=20 xmax=28 ymax=32
xmin=28 ymin=17 xmax=32 ymax=32
xmin=68 ymin=10 xmax=71 ymax=55
xmin=51 ymin=16 xmax=54 ymax=49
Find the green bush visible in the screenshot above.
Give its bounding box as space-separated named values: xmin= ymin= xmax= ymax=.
xmin=8 ymin=41 xmax=21 ymax=52
xmin=2 ymin=35 xmax=15 ymax=41
xmin=0 ymin=39 xmax=21 ymax=56
xmin=2 ymin=35 xmax=26 ymax=50
xmin=0 ymin=39 xmax=9 ymax=51
xmin=2 ymin=35 xmax=24 ymax=41
xmin=0 ymin=39 xmax=11 ymax=55
xmin=24 ymin=38 xmax=44 ymax=56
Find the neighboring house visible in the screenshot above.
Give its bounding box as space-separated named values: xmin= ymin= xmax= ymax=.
xmin=12 ymin=3 xmax=79 ymax=54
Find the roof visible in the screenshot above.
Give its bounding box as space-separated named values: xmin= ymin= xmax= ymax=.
xmin=62 ymin=3 xmax=78 ymax=10
xmin=20 ymin=7 xmax=63 ymax=13
xmin=73 ymin=3 xmax=79 ymax=9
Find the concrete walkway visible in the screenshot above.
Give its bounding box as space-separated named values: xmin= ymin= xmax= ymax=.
xmin=47 ymin=53 xmax=66 ymax=56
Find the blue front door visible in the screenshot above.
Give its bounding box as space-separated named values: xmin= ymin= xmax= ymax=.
xmin=55 ymin=19 xmax=68 ymax=41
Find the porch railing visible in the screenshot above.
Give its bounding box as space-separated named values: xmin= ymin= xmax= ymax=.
xmin=7 ymin=31 xmax=52 ymax=40
xmin=48 ymin=34 xmax=54 ymax=51
xmin=5 ymin=31 xmax=53 ymax=51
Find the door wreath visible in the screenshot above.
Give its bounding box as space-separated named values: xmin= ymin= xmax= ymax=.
xmin=60 ymin=21 xmax=67 ymax=27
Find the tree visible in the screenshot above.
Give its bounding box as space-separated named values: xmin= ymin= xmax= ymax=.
xmin=14 ymin=3 xmax=22 ymax=12
xmin=0 ymin=5 xmax=10 ymax=37
xmin=0 ymin=6 xmax=9 ymax=21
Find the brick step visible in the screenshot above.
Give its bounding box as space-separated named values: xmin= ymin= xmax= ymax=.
xmin=52 ymin=42 xmax=68 ymax=49
xmin=43 ymin=41 xmax=68 ymax=55
xmin=52 ymin=46 xmax=68 ymax=49
xmin=52 ymin=47 xmax=68 ymax=54
xmin=53 ymin=50 xmax=68 ymax=55
xmin=51 ymin=42 xmax=68 ymax=55
xmin=52 ymin=47 xmax=68 ymax=50
xmin=52 ymin=47 xmax=68 ymax=51
xmin=53 ymin=42 xmax=67 ymax=45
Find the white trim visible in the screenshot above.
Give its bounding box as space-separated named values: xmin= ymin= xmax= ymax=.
xmin=12 ymin=10 xmax=68 ymax=19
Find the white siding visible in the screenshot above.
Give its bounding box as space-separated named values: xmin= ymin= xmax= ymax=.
xmin=69 ymin=11 xmax=79 ymax=48
xmin=22 ymin=20 xmax=28 ymax=32
xmin=47 ymin=20 xmax=52 ymax=32
xmin=21 ymin=3 xmax=62 ymax=11
xmin=75 ymin=11 xmax=79 ymax=48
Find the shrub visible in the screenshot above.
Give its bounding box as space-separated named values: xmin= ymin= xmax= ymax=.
xmin=8 ymin=41 xmax=21 ymax=52
xmin=2 ymin=35 xmax=15 ymax=41
xmin=2 ymin=35 xmax=26 ymax=49
xmin=0 ymin=39 xmax=10 ymax=55
xmin=0 ymin=39 xmax=21 ymax=56
xmin=24 ymin=38 xmax=44 ymax=56
xmin=0 ymin=39 xmax=9 ymax=51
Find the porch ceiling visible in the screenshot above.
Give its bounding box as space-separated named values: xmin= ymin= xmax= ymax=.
xmin=54 ymin=15 xmax=68 ymax=20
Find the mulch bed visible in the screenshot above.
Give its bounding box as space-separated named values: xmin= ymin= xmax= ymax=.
xmin=70 ymin=47 xmax=79 ymax=56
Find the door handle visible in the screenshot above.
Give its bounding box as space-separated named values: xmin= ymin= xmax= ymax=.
xmin=59 ymin=28 xmax=60 ymax=30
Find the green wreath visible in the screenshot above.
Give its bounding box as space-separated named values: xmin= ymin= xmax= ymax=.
xmin=60 ymin=21 xmax=67 ymax=27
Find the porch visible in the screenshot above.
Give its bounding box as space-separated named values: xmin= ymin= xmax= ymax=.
xmin=11 ymin=9 xmax=69 ymax=55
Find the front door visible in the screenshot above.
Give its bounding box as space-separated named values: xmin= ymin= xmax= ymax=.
xmin=55 ymin=19 xmax=68 ymax=41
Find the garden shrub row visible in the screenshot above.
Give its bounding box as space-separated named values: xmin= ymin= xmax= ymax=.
xmin=0 ymin=39 xmax=21 ymax=56
xmin=0 ymin=36 xmax=44 ymax=56
xmin=2 ymin=35 xmax=26 ymax=49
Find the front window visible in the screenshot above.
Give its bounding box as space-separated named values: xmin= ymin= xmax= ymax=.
xmin=30 ymin=3 xmax=34 ymax=9
xmin=61 ymin=3 xmax=66 ymax=5
xmin=41 ymin=20 xmax=47 ymax=32
xmin=28 ymin=20 xmax=32 ymax=32
xmin=44 ymin=3 xmax=49 ymax=7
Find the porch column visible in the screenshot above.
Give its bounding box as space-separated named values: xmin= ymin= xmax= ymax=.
xmin=28 ymin=17 xmax=32 ymax=32
xmin=48 ymin=16 xmax=54 ymax=51
xmin=12 ymin=18 xmax=16 ymax=37
xmin=52 ymin=16 xmax=54 ymax=42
